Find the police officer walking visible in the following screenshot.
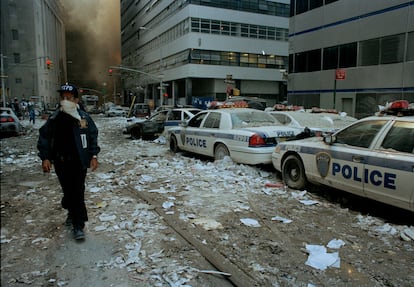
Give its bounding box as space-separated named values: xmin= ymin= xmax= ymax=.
xmin=37 ymin=84 xmax=100 ymax=240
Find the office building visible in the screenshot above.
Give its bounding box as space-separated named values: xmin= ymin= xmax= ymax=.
xmin=0 ymin=0 xmax=66 ymax=109
xmin=288 ymin=0 xmax=414 ymax=118
xmin=120 ymin=0 xmax=290 ymax=109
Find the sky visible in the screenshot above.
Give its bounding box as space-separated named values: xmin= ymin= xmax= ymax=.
xmin=61 ymin=0 xmax=121 ymax=89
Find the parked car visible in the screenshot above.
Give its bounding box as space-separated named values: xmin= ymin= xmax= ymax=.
xmin=163 ymin=108 xmax=202 ymax=133
xmin=1 ymin=107 xmax=24 ymax=138
xmin=124 ymin=108 xmax=201 ymax=140
xmin=105 ymin=106 xmax=128 ymax=117
xmin=129 ymin=103 xmax=151 ymax=118
xmin=271 ymin=100 xmax=414 ymax=211
xmin=168 ymin=108 xmax=304 ymax=165
xmin=268 ymin=110 xmax=357 ymax=136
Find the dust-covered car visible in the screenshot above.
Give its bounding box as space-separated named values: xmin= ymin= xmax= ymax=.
xmin=105 ymin=106 xmax=128 ymax=117
xmin=271 ymin=100 xmax=414 ymax=211
xmin=1 ymin=107 xmax=24 ymax=138
xmin=268 ymin=110 xmax=357 ymax=136
xmin=124 ymin=108 xmax=201 ymax=140
xmin=168 ymin=108 xmax=303 ymax=165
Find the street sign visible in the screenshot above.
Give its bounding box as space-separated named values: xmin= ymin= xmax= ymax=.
xmin=335 ymin=69 xmax=346 ymax=80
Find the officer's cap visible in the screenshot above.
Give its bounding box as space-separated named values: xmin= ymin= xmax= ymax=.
xmin=57 ymin=84 xmax=78 ymax=97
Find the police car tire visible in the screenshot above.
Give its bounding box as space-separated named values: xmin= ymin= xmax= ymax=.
xmin=282 ymin=155 xmax=306 ymax=190
xmin=131 ymin=127 xmax=142 ymax=140
xmin=170 ymin=135 xmax=180 ymax=153
xmin=214 ymin=143 xmax=230 ymax=161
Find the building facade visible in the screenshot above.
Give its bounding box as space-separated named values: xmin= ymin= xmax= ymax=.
xmin=120 ymin=0 xmax=290 ymax=109
xmin=1 ymin=0 xmax=66 ymax=109
xmin=288 ymin=0 xmax=414 ymax=118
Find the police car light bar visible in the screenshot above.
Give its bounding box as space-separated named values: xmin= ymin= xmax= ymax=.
xmin=379 ymin=100 xmax=414 ymax=116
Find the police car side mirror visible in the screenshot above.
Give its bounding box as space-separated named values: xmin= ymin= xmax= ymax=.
xmin=180 ymin=120 xmax=188 ymax=127
xmin=324 ymin=134 xmax=336 ymax=145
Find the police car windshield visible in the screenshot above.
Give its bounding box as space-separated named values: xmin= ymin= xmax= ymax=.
xmin=231 ymin=111 xmax=278 ymax=128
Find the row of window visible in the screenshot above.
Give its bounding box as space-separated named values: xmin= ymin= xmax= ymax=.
xmin=189 ymin=49 xmax=286 ymax=68
xmin=190 ymin=18 xmax=289 ymax=41
xmin=290 ymin=32 xmax=414 ymax=73
xmin=137 ymin=49 xmax=287 ymax=79
xmin=290 ymin=0 xmax=339 ymax=16
xmin=189 ymin=0 xmax=290 ymax=18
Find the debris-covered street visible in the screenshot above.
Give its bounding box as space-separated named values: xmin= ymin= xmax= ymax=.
xmin=1 ymin=115 xmax=414 ymax=287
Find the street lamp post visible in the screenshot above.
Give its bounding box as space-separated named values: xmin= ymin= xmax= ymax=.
xmin=1 ymin=54 xmax=7 ymax=107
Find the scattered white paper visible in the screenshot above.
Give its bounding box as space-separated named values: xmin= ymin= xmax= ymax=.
xmin=240 ymin=218 xmax=261 ymax=227
xmin=327 ymin=238 xmax=345 ymax=249
xmin=305 ymin=244 xmax=340 ymax=270
xmin=271 ymin=216 xmax=292 ymax=224
xmin=299 ymin=199 xmax=319 ymax=205
xmin=162 ymin=201 xmax=174 ymax=209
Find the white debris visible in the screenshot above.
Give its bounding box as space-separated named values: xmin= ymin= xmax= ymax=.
xmin=327 ymin=239 xmax=345 ymax=249
xmin=299 ymin=199 xmax=319 ymax=206
xmin=99 ymin=214 xmax=117 ymax=222
xmin=401 ymin=227 xmax=414 ymax=241
xmin=305 ymin=244 xmax=340 ymax=270
xmin=240 ymin=218 xmax=261 ymax=227
xmin=271 ymin=215 xmax=292 ymax=224
xmin=192 ymin=218 xmax=223 ymax=230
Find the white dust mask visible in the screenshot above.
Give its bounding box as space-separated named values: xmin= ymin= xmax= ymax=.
xmin=60 ymin=99 xmax=81 ymax=121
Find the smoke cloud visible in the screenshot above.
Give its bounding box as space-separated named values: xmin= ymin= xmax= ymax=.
xmin=61 ymin=0 xmax=120 ymax=91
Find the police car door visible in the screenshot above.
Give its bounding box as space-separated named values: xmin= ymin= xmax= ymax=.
xmin=365 ymin=120 xmax=414 ymax=211
xmin=326 ymin=120 xmax=387 ymax=198
xmin=181 ymin=112 xmax=208 ymax=153
xmin=200 ymin=111 xmax=222 ymax=157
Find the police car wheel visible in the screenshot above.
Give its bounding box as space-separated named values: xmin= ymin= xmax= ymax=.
xmin=282 ymin=155 xmax=306 ymax=190
xmin=170 ymin=135 xmax=180 ymax=153
xmin=131 ymin=127 xmax=142 ymax=140
xmin=214 ymin=143 xmax=230 ymax=161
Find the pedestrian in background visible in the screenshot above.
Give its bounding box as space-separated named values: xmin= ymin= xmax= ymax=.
xmin=37 ymin=83 xmax=100 ymax=240
xmin=29 ymin=108 xmax=36 ymax=124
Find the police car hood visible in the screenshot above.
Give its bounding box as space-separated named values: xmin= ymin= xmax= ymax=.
xmin=242 ymin=126 xmax=303 ymax=138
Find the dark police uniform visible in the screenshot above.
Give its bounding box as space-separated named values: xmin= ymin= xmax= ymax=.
xmin=37 ymin=106 xmax=100 ymax=236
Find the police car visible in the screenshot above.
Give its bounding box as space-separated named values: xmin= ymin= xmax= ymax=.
xmin=168 ymin=108 xmax=303 ymax=165
xmin=268 ymin=110 xmax=357 ymax=136
xmin=271 ymin=100 xmax=414 ymax=211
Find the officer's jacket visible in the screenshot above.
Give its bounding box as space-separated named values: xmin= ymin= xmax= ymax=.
xmin=37 ymin=109 xmax=100 ymax=169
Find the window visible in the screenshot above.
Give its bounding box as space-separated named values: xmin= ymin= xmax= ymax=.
xmin=310 ymin=0 xmax=323 ymax=9
xmin=211 ymin=20 xmax=220 ymax=34
xmin=359 ymin=38 xmax=379 ymax=66
xmin=203 ymin=112 xmax=221 ymax=128
xmin=296 ymin=0 xmax=308 ymax=14
xmin=12 ymin=29 xmax=19 ymax=40
xmin=13 ymin=53 xmax=20 ymax=63
xmin=335 ymin=120 xmax=387 ymax=148
xmin=380 ymin=34 xmax=404 ymax=64
xmin=295 ymin=52 xmax=307 ymax=73
xmin=188 ymin=113 xmax=207 ymax=128
xmin=339 ymin=42 xmax=357 ymax=68
xmin=407 ymin=32 xmax=414 ymax=61
xmin=168 ymin=111 xmax=181 ymax=121
xmin=323 ymin=46 xmax=338 ymax=70
xmin=381 ymin=121 xmax=414 ymax=153
xmin=308 ymin=49 xmax=322 ymax=71
xmin=201 ymin=19 xmax=210 ymax=33
xmin=191 ymin=18 xmax=200 ymax=32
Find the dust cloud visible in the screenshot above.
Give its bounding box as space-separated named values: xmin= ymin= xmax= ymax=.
xmin=61 ymin=0 xmax=121 ymax=90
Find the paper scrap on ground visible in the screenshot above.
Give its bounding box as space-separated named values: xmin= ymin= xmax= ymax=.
xmin=240 ymin=218 xmax=261 ymax=227
xmin=305 ymin=244 xmax=340 ymax=270
xmin=271 ymin=215 xmax=292 ymax=224
xmin=327 ymin=238 xmax=345 ymax=249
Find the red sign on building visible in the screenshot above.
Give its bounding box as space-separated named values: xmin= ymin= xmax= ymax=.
xmin=335 ymin=69 xmax=346 ymax=80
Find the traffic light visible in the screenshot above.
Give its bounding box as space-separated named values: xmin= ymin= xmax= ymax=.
xmin=46 ymin=58 xmax=53 ymax=69
xmin=108 ymin=68 xmax=113 ymax=76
